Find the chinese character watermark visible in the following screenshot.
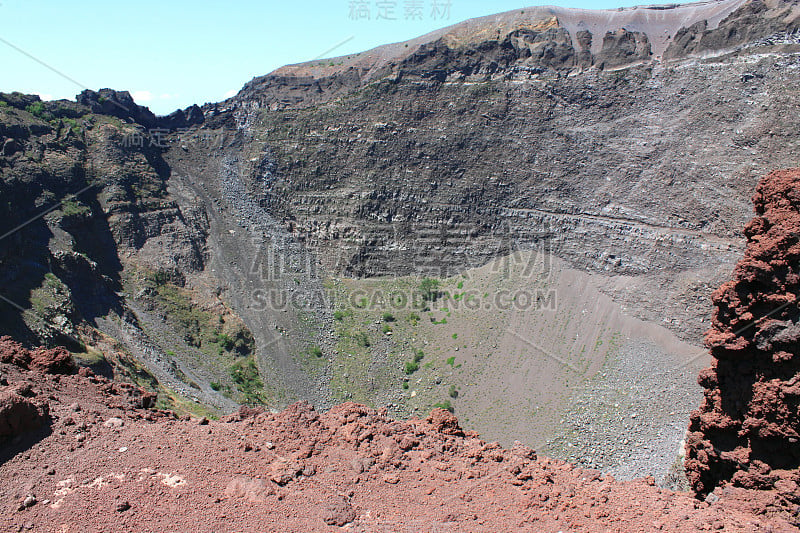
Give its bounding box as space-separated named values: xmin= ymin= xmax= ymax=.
xmin=121 ymin=128 xmax=220 ymax=149
xmin=348 ymin=0 xmax=452 ymax=21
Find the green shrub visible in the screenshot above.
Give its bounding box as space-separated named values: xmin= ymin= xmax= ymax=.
xmin=354 ymin=331 xmax=370 ymax=347
xmin=210 ymin=382 xmax=221 ymax=391
xmin=402 ymin=381 xmax=409 ymax=390
xmin=25 ymin=101 xmax=46 ymax=118
xmin=148 ymin=269 xmax=175 ymax=286
xmin=382 ymin=312 xmax=395 ymax=322
xmin=61 ymin=198 xmax=91 ymax=218
xmin=448 ymin=385 xmax=459 ymax=399
xmin=404 ymin=361 xmax=419 ymax=374
xmin=214 ymin=333 xmax=235 ymax=351
xmin=433 ymin=400 xmax=453 ymax=413
xmin=334 ymin=308 xmax=354 ymax=321
xmin=309 ymin=345 xmax=323 ymax=358
xmin=0 ymin=101 xmax=8 ymax=108
xmin=382 ymin=324 xmax=393 ymax=334
xmin=420 ymin=277 xmax=440 ymax=302
xmin=230 ymin=357 xmax=265 ymax=404
xmin=230 ymin=327 xmax=255 ymax=356
xmin=62 ymin=117 xmax=82 ymax=135
xmin=446 ymin=356 xmax=455 ymax=367
xmin=414 ymin=350 xmax=424 ymax=363
xmin=408 ymin=312 xmax=420 ymax=324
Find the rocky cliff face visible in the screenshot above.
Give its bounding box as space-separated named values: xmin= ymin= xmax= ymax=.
xmin=2 ymin=0 xmax=800 ymax=475
xmin=686 ymin=169 xmax=800 ymax=502
xmin=209 ymin=0 xmax=800 ymax=345
xmin=0 ymin=92 xmax=255 ymax=413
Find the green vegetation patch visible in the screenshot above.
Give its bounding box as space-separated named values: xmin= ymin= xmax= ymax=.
xmin=148 ymin=273 xmax=255 ymax=358
xmin=230 ymin=356 xmax=266 ymax=404
xmin=61 ymin=198 xmax=92 ymax=218
xmin=433 ymin=400 xmax=454 ymax=413
xmin=404 ymin=361 xmax=420 ymax=374
xmin=25 ymin=101 xmax=46 ymax=118
xmin=308 ymin=345 xmax=323 ymax=358
xmin=420 ymin=277 xmax=440 ymax=302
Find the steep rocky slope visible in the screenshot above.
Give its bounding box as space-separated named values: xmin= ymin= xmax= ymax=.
xmin=242 ymin=0 xmax=797 ymax=107
xmin=0 ymin=92 xmax=249 ymax=414
xmin=686 ymin=168 xmax=800 ymax=500
xmin=199 ymin=0 xmax=800 ymax=351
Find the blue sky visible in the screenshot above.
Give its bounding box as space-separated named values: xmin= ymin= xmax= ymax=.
xmin=1 ymin=0 xmax=677 ymax=115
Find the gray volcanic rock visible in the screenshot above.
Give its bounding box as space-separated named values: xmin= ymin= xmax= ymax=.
xmin=595 ymin=29 xmax=652 ymax=69
xmin=235 ymin=0 xmax=798 ymax=110
xmin=664 ymin=0 xmax=800 ymax=58
xmin=77 ymin=89 xmax=157 ymax=126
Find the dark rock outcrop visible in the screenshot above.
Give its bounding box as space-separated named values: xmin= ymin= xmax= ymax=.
xmin=76 ymin=89 xmax=203 ymax=129
xmin=159 ymin=104 xmax=204 ymax=130
xmin=235 ymin=0 xmax=800 ymax=111
xmin=595 ymin=29 xmax=652 ymax=69
xmin=77 ymin=89 xmax=158 ymax=127
xmin=686 ymin=168 xmax=800 ymax=498
xmin=664 ymin=0 xmax=800 ymax=59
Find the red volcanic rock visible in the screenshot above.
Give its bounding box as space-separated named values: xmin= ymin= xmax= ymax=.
xmin=29 ymin=346 xmax=76 ymax=375
xmin=426 ymin=407 xmax=464 ymax=436
xmin=0 ymin=336 xmax=76 ymax=374
xmin=323 ymin=497 xmax=356 ymax=526
xmin=686 ymin=169 xmax=800 ymax=507
xmin=0 ymin=383 xmax=48 ymax=438
xmin=0 ymin=357 xmax=797 ymax=531
xmin=0 ymin=336 xmax=33 ymax=367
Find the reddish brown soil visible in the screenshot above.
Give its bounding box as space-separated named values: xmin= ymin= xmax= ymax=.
xmin=0 ymin=361 xmax=795 ymax=532
xmin=686 ymin=169 xmax=800 ymax=515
